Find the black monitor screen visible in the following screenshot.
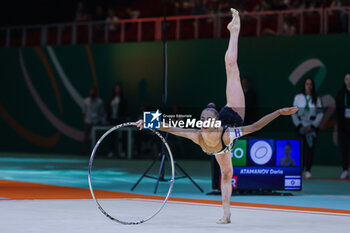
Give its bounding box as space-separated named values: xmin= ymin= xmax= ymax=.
xmin=230 ymin=139 xmax=302 ymax=191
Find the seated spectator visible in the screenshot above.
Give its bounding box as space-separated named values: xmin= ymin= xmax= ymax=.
xmin=182 ymin=0 xmax=193 ymax=14
xmin=331 ymin=0 xmax=343 ymax=8
xmin=126 ymin=8 xmax=140 ymax=19
xmin=284 ymin=17 xmax=296 ymax=35
xmin=75 ymin=1 xmax=90 ymax=22
xmin=106 ymin=8 xmax=119 ymax=32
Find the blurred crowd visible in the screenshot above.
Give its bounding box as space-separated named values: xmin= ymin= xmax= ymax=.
xmin=172 ymin=0 xmax=350 ymax=15
xmin=2 ymin=0 xmax=349 ymax=28
xmin=74 ymin=2 xmax=140 ymax=23
xmin=74 ymin=0 xmax=350 ymax=23
xmin=70 ymin=0 xmax=350 ymax=37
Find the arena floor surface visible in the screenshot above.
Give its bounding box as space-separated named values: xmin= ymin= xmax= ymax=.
xmin=0 ymin=153 xmax=349 ymax=233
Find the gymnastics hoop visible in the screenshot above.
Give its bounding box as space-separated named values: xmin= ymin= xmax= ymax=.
xmin=88 ymin=122 xmax=175 ymax=225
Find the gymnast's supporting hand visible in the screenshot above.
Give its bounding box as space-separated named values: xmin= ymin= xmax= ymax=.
xmin=136 ymin=119 xmax=144 ymax=130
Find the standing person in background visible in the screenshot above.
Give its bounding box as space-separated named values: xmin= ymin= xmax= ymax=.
xmin=82 ymin=87 xmax=105 ymax=155
xmin=107 ymin=85 xmax=127 ymax=158
xmin=335 ymin=72 xmax=350 ymax=179
xmin=292 ymin=78 xmax=323 ymax=179
xmin=108 ymin=85 xmax=127 ymax=124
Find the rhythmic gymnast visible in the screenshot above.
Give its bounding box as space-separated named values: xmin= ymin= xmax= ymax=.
xmin=136 ymin=8 xmax=298 ymax=224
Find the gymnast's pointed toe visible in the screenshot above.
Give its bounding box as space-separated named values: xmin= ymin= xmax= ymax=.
xmin=227 ymin=8 xmax=240 ymax=34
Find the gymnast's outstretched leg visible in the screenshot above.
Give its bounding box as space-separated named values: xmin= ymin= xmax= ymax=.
xmin=216 ymin=8 xmax=245 ymax=224
xmin=225 ymin=8 xmax=245 ymax=120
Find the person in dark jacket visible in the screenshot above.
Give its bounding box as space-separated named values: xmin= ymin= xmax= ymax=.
xmin=107 ymin=85 xmax=127 ymax=158
xmin=335 ymin=72 xmax=350 ymax=179
xmin=241 ymin=77 xmax=257 ymax=125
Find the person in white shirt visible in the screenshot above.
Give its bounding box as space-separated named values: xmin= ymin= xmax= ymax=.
xmin=82 ymin=87 xmax=105 ymax=155
xmin=106 ymin=8 xmax=119 ymax=32
xmin=292 ymin=77 xmax=323 ymax=179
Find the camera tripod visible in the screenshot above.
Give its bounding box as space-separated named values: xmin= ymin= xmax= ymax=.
xmin=131 ymin=133 xmax=203 ymax=193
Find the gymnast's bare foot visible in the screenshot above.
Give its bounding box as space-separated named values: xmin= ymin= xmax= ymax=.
xmin=227 ymin=8 xmax=240 ymax=34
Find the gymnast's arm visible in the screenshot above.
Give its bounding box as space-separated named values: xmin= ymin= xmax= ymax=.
xmin=135 ymin=120 xmax=200 ymax=144
xmin=225 ymin=107 xmax=298 ymax=142
xmin=240 ymin=107 xmax=298 ymax=136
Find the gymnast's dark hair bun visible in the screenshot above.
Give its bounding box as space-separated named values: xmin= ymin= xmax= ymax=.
xmin=207 ymin=102 xmax=216 ymax=109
